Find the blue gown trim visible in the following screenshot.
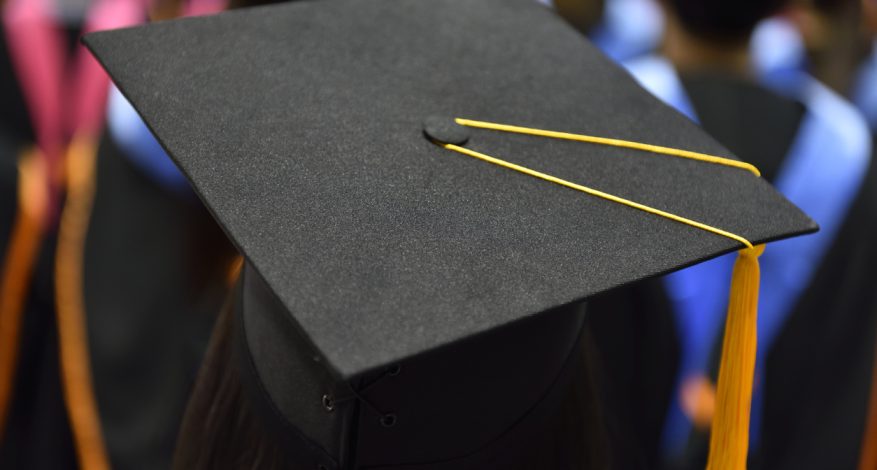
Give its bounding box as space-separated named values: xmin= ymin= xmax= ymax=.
xmin=107 ymin=86 xmax=191 ymax=193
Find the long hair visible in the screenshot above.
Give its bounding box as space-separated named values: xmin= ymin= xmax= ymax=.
xmin=174 ymin=292 xmax=610 ymax=470
xmin=173 ymin=294 xmax=298 ymax=469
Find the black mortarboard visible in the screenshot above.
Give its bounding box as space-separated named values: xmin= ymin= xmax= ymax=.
xmin=82 ymin=0 xmax=816 ymax=468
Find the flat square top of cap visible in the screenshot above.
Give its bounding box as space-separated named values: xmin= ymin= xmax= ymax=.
xmin=83 ymin=0 xmax=815 ymax=379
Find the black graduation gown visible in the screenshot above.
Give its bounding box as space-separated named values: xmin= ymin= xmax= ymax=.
xmin=585 ymin=279 xmax=680 ymax=469
xmin=0 ymin=23 xmax=78 ymax=470
xmin=757 ymin=137 xmax=877 ymax=470
xmin=81 ymin=131 xmax=237 ymax=469
xmin=0 ymin=27 xmax=236 ymax=467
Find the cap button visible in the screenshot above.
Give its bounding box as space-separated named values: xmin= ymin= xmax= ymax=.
xmin=423 ymin=116 xmax=470 ymax=146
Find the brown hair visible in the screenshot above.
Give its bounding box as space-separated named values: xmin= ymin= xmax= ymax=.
xmin=173 ymin=295 xmax=298 ymax=469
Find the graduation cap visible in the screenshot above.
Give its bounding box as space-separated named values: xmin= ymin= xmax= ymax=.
xmin=82 ymin=0 xmax=816 ymax=468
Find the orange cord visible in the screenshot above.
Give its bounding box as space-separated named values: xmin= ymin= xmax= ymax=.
xmin=55 ymin=135 xmax=110 ymax=470
xmin=859 ymin=333 xmax=877 ymax=470
xmin=0 ymin=149 xmax=47 ymax=439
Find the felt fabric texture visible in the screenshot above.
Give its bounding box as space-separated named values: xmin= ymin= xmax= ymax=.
xmin=237 ymin=264 xmax=348 ymax=469
xmin=83 ymin=0 xmax=815 ymax=380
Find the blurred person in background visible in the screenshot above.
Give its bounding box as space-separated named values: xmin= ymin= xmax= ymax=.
xmin=556 ymin=0 xmax=877 ymax=138
xmin=0 ymin=2 xmax=143 ymax=468
xmin=752 ymin=0 xmax=877 ymax=134
xmin=0 ymin=0 xmax=239 ymax=469
xmin=754 ymin=1 xmax=877 ymax=469
xmin=788 ymin=0 xmax=877 ymax=132
xmin=553 ymin=0 xmax=876 ymax=468
xmin=618 ymin=0 xmax=875 ymax=469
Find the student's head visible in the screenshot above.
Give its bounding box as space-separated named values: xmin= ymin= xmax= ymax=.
xmin=864 ymin=0 xmax=877 ymax=37
xmin=791 ymin=0 xmax=864 ymax=50
xmin=785 ymin=0 xmax=873 ymax=92
xmin=662 ymin=0 xmax=789 ymax=44
xmin=174 ymin=276 xmax=610 ymax=470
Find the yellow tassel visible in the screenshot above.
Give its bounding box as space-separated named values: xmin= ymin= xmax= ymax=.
xmin=706 ymin=244 xmax=765 ymax=470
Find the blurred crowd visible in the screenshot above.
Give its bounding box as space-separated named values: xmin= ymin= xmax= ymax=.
xmin=563 ymin=1 xmax=877 ymax=469
xmin=0 ymin=0 xmax=875 ymax=469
